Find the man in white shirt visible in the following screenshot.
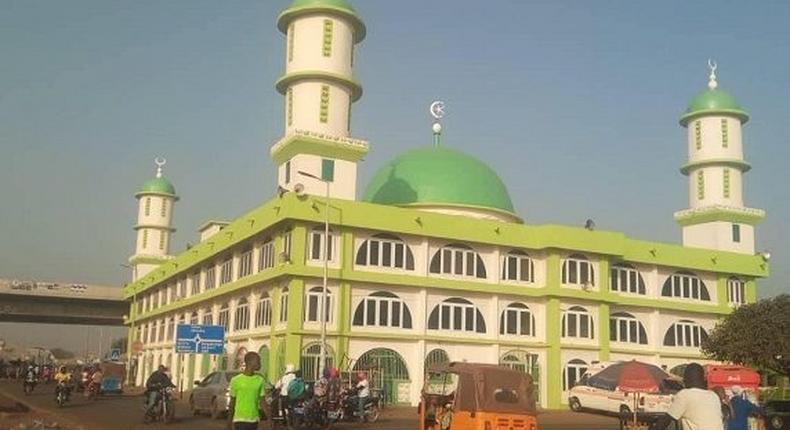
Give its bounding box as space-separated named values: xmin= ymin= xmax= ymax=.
xmin=275 ymin=364 xmax=295 ymax=418
xmin=652 ymin=363 xmax=723 ymax=430
xmin=355 ymin=371 xmax=370 ymax=421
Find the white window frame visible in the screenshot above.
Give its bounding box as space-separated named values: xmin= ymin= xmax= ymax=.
xmin=255 ymin=295 xmax=272 ymax=328
xmin=501 ymin=251 xmax=535 ymax=283
xmin=234 ymin=299 xmax=250 ymax=331
xmin=279 ymin=289 xmax=289 ymax=323
xmin=352 ymin=293 xmax=412 ymax=329
xmin=204 ymin=266 xmax=216 ymax=290
xmin=430 ymin=245 xmax=487 ymax=279
xmin=429 ymin=299 xmax=486 ymax=333
xmin=190 ymin=272 xmax=201 ymax=296
xmin=218 ymin=305 xmax=230 ymax=333
xmin=238 ymin=249 xmax=254 ymax=278
xmin=561 ymin=306 xmax=594 ymax=339
xmin=308 ymin=228 xmax=336 ymax=262
xmin=663 ymin=272 xmax=709 ymax=301
xmin=355 ymin=235 xmax=415 ymax=271
xmin=201 ymin=310 xmax=213 ymax=326
xmin=610 ymin=264 xmax=645 ymax=295
xmin=563 ymin=359 xmax=588 ymax=391
xmin=500 ymin=303 xmax=535 ymax=336
xmin=609 ymin=312 xmax=647 ymax=345
xmin=727 ymin=278 xmax=746 ymax=307
xmin=665 ymin=320 xmax=706 ymax=348
xmin=258 ymin=239 xmax=275 ymax=271
xmin=220 ymin=258 xmax=233 ymax=285
xmin=304 ymin=287 xmax=333 ymax=323
xmin=562 ymin=255 xmax=595 ymax=286
xmin=189 ymin=312 xmax=199 ymax=325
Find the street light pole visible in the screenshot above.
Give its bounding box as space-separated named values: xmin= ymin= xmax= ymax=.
xmin=298 ymin=171 xmax=330 ymax=378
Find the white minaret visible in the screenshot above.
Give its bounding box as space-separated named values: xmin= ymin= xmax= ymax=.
xmin=270 ymin=0 xmax=369 ymax=200
xmin=674 ymin=61 xmax=765 ymax=254
xmin=129 ymin=158 xmax=178 ymax=281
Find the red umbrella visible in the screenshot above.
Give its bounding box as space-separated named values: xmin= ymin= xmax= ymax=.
xmin=587 ymin=360 xmax=670 ymax=393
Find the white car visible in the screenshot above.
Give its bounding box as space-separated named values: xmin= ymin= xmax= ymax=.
xmin=568 ymin=371 xmax=681 ymax=415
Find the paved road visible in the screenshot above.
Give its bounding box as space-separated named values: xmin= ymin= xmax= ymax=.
xmin=0 ymin=380 xmax=620 ymax=430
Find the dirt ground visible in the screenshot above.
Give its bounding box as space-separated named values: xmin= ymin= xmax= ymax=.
xmin=0 ymin=391 xmax=82 ymax=430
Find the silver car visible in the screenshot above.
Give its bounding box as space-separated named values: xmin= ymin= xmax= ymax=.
xmin=189 ymin=371 xmax=240 ymax=419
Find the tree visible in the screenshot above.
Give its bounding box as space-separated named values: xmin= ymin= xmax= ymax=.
xmin=702 ymin=294 xmax=790 ymax=376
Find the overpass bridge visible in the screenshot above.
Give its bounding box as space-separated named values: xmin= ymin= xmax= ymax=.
xmin=0 ymin=279 xmax=127 ymax=326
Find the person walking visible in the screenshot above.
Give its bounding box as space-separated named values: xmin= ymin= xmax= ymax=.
xmin=652 ymin=363 xmax=724 ymax=430
xmin=227 ymin=351 xmax=266 ymax=430
xmin=727 ymin=386 xmax=761 ymax=430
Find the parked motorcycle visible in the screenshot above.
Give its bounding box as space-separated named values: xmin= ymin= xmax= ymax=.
xmin=290 ymin=397 xmax=329 ymax=430
xmin=326 ymin=388 xmax=380 ymax=424
xmin=143 ymin=386 xmax=176 ymax=424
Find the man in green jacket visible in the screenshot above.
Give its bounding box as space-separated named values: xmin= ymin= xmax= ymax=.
xmin=227 ymin=352 xmax=266 ymax=430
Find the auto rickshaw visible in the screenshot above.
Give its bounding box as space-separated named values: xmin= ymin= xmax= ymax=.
xmin=419 ymin=362 xmax=538 ymax=430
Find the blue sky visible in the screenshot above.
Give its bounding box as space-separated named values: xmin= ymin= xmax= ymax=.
xmin=1 ymin=0 xmax=789 ymax=336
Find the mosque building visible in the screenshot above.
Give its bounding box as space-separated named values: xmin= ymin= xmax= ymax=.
xmin=123 ymin=0 xmax=768 ymax=408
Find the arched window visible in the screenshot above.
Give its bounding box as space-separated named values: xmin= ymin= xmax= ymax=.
xmin=663 ymin=320 xmax=708 ymax=347
xmin=308 ymin=227 xmax=336 ymax=261
xmin=427 ymin=298 xmax=487 ymax=333
xmin=425 ymin=349 xmax=450 ymax=371
xmin=429 ymin=244 xmax=487 ymax=279
xmin=189 ymin=311 xmax=199 ymax=325
xmin=661 ymin=271 xmax=710 ymax=301
xmin=562 ymin=254 xmax=595 ymax=286
xmin=563 ymin=359 xmax=588 ymax=391
xmin=304 ymin=287 xmax=333 ymax=323
xmin=300 ymin=342 xmax=334 ymax=382
xmin=166 ymin=317 xmax=175 ymax=341
xmin=499 ymin=303 xmax=536 ymax=336
xmin=355 ymin=234 xmax=415 ymax=270
xmin=255 ymin=293 xmax=272 ymax=328
xmin=352 ymin=291 xmax=413 ymax=329
xmin=561 ymin=306 xmax=594 ymax=339
xmin=501 ymin=251 xmax=535 ymax=282
xmin=234 ymin=298 xmax=250 ymax=331
xmin=610 ymin=263 xmax=646 ymax=295
xmin=201 ymin=308 xmax=213 ymax=326
xmin=609 ymin=312 xmax=648 ymax=345
xmin=500 ymin=350 xmax=539 ymax=375
xmin=218 ymin=303 xmax=230 ymax=333
xmin=279 ymin=287 xmax=289 ymax=323
xmin=727 ymin=277 xmax=746 ymax=307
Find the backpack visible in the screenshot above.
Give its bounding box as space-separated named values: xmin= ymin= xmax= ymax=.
xmin=287 ymin=378 xmax=305 ymax=400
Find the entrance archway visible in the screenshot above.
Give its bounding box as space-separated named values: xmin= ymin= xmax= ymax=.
xmin=300 ymin=342 xmax=334 ymax=382
xmin=500 ymin=350 xmax=540 ymax=402
xmin=353 ymin=348 xmax=410 ymax=405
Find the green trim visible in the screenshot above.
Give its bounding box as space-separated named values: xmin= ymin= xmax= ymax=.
xmin=398 ymin=202 xmax=522 ymax=223
xmin=128 ymin=255 xmax=170 ymax=266
xmin=745 ymin=279 xmax=757 ymax=303
xmin=680 ymin=158 xmax=751 ymax=175
xmin=135 ymin=191 xmax=179 ymax=201
xmin=680 ymin=109 xmax=750 ymax=126
xmin=546 ymin=298 xmax=562 ymax=409
xmin=276 ymin=71 xmax=362 ymax=102
xmin=270 ymin=134 xmax=368 ymax=165
xmin=674 ymin=208 xmax=766 ymax=227
xmin=277 ymin=3 xmax=366 ymax=43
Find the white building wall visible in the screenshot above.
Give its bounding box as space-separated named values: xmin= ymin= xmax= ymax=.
xmin=682 ymin=222 xmax=754 ymax=255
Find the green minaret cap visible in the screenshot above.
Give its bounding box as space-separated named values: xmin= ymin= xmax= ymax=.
xmin=277 ymin=0 xmax=366 ymax=43
xmin=680 ymin=63 xmax=749 ymax=126
xmin=135 ymin=158 xmax=178 ymax=199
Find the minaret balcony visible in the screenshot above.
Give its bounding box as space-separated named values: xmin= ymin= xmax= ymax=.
xmin=674 ymin=205 xmax=766 ymax=227
xmin=271 ymin=129 xmax=369 ymax=164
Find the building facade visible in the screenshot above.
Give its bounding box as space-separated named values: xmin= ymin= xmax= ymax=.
xmin=124 ymin=0 xmax=768 ymax=409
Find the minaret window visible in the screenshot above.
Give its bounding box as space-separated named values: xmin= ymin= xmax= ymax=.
xmin=142 ymin=230 xmax=149 ymax=249
xmin=144 ymin=197 xmax=151 ymax=216
xmin=321 ymin=159 xmax=335 ymax=182
xmin=287 ymin=89 xmax=293 ymax=127
xmin=283 ymin=229 xmax=292 ymax=260
xmin=694 ymin=121 xmax=702 ymax=150
xmin=322 ymin=19 xmax=333 ymax=57
xmin=723 ymin=169 xmax=731 ymax=198
xmin=158 ymin=231 xmax=165 ymax=250
xmin=696 ymin=171 xmax=705 ymax=200
xmin=721 ymin=118 xmax=729 ymax=148
xmin=319 ymin=85 xmax=330 ymax=123
xmin=285 ymin=160 xmax=291 ymax=184
xmin=202 ymin=309 xmax=213 ymax=326
xmin=288 ymin=23 xmax=295 ymax=62
xmin=160 ymin=199 xmax=167 ymax=218
xmin=347 ymin=103 xmax=352 ymax=132
xmin=732 ymin=224 xmax=741 ymax=243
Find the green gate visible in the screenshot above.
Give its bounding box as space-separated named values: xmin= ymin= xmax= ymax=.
xmin=300 ymin=343 xmax=335 ymax=382
xmin=500 ymin=350 xmax=540 ymax=403
xmin=353 ymin=348 xmax=410 ymax=405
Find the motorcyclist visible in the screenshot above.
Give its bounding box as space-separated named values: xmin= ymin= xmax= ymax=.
xmin=144 ymin=365 xmax=175 ymax=413
xmin=89 ymin=366 xmax=104 ymax=396
xmin=53 ymin=366 xmax=72 ymax=401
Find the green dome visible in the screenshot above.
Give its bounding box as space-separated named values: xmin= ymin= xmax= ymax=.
xmin=278 ymin=0 xmax=365 ymax=43
xmin=137 ymin=177 xmax=177 ymax=197
xmin=363 ymin=146 xmax=519 ymax=220
xmin=680 ymin=88 xmax=749 ymax=126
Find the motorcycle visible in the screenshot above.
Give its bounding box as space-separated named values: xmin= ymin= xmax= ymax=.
xmin=289 ymin=397 xmax=329 ymax=430
xmin=23 ymin=375 xmax=36 ymax=396
xmin=143 ymin=386 xmax=176 ymax=424
xmin=55 ymin=382 xmax=71 ymax=407
xmin=327 ymin=388 xmax=380 ymax=424
xmin=86 ymin=381 xmax=100 ymax=401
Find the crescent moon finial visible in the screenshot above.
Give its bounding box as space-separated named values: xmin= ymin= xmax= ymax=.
xmin=429 ymin=101 xmax=445 ymax=146
xmin=154 ymin=157 xmax=166 ymax=178
xmin=707 ymin=59 xmax=718 ymax=90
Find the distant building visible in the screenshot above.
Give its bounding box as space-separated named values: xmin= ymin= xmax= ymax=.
xmin=124 ymin=0 xmax=768 ymax=408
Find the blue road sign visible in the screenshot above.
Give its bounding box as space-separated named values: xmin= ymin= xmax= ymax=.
xmin=175 ymin=324 xmax=225 ymax=354
xmin=109 ymin=348 xmax=121 ymax=361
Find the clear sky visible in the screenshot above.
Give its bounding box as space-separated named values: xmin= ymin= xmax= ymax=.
xmin=1 ymin=0 xmax=789 ymax=348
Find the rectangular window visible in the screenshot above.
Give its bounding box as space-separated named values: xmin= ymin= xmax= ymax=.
xmin=283 ymin=230 xmax=292 ymax=259
xmin=220 ymin=258 xmax=233 ymax=285
xmin=144 ymin=197 xmax=151 ymax=216
xmin=160 ymin=199 xmax=167 ymax=217
xmin=319 ymin=85 xmax=330 ymax=123
xmin=322 ymin=19 xmax=333 ymax=57
xmin=205 ymin=266 xmax=216 ymax=290
xmin=347 ymin=103 xmax=352 ymax=132
xmin=321 ymin=158 xmax=335 ymax=182
xmin=142 ymin=230 xmax=148 ymax=248
xmin=279 ymin=291 xmax=289 ymax=323
xmin=190 ymin=272 xmax=201 ymax=296
xmin=288 ymin=23 xmax=295 ymax=62
xmin=259 ymin=240 xmax=275 ymax=271
xmin=287 ymin=89 xmax=294 ymax=127
xmin=239 ymin=249 xmax=253 ymax=278
xmin=723 ymin=169 xmax=730 ymax=198
xmin=721 ymin=118 xmax=729 ymax=148
xmin=285 ymin=160 xmax=291 ymax=184
xmin=732 ymin=224 xmax=741 ymax=243
xmin=694 ymin=121 xmax=702 ymax=150
xmin=158 ymin=231 xmax=165 ymax=250
xmin=697 ymin=170 xmax=705 ymax=200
